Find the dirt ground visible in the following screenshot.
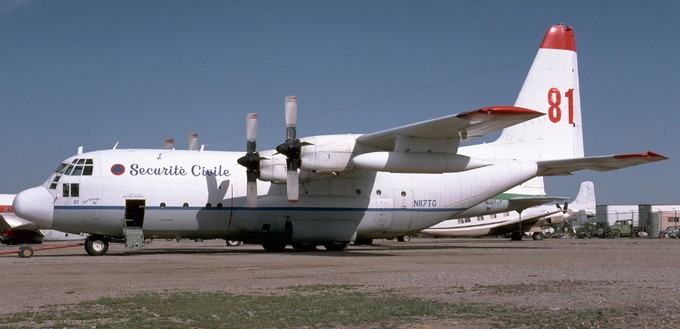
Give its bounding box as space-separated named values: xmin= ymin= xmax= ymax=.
xmin=2 ymin=237 xmax=680 ymax=327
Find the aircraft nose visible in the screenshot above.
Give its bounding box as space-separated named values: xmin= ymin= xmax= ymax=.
xmin=13 ymin=186 xmax=54 ymax=229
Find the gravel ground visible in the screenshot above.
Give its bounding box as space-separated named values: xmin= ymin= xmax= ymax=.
xmin=2 ymin=237 xmax=680 ymax=327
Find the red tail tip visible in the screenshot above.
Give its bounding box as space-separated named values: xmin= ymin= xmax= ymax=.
xmin=540 ymin=24 xmax=576 ymax=51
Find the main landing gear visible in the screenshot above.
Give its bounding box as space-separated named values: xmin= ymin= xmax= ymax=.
xmin=85 ymin=235 xmax=109 ymax=256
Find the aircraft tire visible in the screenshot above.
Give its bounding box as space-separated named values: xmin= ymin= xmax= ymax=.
xmin=226 ymin=240 xmax=243 ymax=247
xmin=353 ymin=238 xmax=373 ymax=245
xmin=85 ymin=236 xmax=109 ymax=256
xmin=397 ymin=235 xmax=411 ymax=242
xmin=292 ymin=242 xmax=318 ymax=251
xmin=323 ymin=241 xmax=349 ymax=251
xmin=261 ymin=240 xmax=287 ymax=252
xmin=18 ymin=246 xmax=34 ymax=258
xmin=510 ymin=232 xmax=523 ymax=241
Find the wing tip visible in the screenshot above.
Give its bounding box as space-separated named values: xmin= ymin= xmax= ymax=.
xmin=613 ymin=151 xmax=668 ymax=160
xmin=457 ymin=106 xmax=543 ymax=118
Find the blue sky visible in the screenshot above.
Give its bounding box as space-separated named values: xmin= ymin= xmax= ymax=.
xmin=1 ymin=0 xmax=678 ymax=205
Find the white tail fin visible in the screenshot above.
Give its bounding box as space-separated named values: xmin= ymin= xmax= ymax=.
xmin=570 ymin=181 xmax=596 ymax=214
xmin=463 ymin=24 xmax=584 ymax=161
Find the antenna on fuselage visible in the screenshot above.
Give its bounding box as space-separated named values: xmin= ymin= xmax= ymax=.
xmin=77 ymin=146 xmax=83 ymax=155
xmin=113 ymin=141 xmax=119 ymax=150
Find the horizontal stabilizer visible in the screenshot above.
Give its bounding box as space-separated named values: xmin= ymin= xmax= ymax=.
xmin=537 ymin=151 xmax=667 ymax=176
xmin=507 ymin=196 xmax=569 ymax=212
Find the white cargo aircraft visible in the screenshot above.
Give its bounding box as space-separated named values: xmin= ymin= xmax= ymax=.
xmin=13 ymin=25 xmax=666 ymax=255
xmin=421 ymin=180 xmax=596 ymax=240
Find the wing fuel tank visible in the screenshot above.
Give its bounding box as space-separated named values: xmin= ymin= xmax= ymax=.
xmin=352 ymin=152 xmax=490 ymax=173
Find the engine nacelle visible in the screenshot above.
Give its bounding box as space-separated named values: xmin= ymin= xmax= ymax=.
xmin=351 ymin=151 xmax=490 ymax=173
xmin=258 ymin=134 xmax=359 ymax=183
xmin=299 ymin=135 xmax=358 ymax=173
xmin=258 ymin=154 xmax=288 ymax=183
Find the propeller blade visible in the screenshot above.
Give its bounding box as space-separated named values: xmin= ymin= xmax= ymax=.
xmin=246 ymin=113 xmax=257 ymax=153
xmin=286 ymin=165 xmax=299 ymax=202
xmin=279 ymin=96 xmax=301 ymax=202
xmin=247 ymin=172 xmax=258 ymax=208
xmin=237 ymin=113 xmax=260 ymax=208
xmin=285 ymin=96 xmax=297 ymax=140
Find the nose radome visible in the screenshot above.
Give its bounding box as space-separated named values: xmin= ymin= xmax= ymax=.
xmin=13 ymin=186 xmax=54 ymax=229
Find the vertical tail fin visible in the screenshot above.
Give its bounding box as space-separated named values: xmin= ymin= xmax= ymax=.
xmin=501 ymin=24 xmax=584 ymax=160
xmin=463 ymin=25 xmax=584 ymax=161
xmin=570 ymin=181 xmax=596 ymax=214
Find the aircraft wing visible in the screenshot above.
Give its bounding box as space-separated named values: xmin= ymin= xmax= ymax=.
xmin=0 ymin=213 xmax=38 ymax=230
xmin=356 ymin=106 xmax=543 ymax=151
xmin=537 ymin=152 xmax=668 ymax=176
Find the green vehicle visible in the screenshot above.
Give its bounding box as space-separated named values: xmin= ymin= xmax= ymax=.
xmin=608 ymin=220 xmax=633 ymax=238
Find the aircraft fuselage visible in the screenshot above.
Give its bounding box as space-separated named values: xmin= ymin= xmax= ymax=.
xmin=17 ymin=141 xmax=539 ymax=244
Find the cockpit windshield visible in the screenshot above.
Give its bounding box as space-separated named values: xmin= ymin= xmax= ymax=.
xmin=49 ymin=158 xmax=95 ymax=190
xmin=57 ymin=158 xmax=94 ymax=176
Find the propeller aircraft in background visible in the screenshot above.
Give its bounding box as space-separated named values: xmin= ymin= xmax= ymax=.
xmin=13 ymin=24 xmax=666 ymax=255
xmin=421 ymin=180 xmax=596 ymax=240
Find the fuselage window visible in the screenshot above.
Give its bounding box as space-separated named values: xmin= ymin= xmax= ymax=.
xmin=62 ymin=183 xmax=80 ymax=197
xmin=183 ymin=203 xmax=189 ymax=208
xmin=160 ymin=202 xmax=166 ymax=208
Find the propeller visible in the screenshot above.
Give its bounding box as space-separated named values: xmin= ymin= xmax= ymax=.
xmin=237 ymin=113 xmax=260 ymax=208
xmin=556 ymin=201 xmax=569 ymax=214
xmin=275 ymin=96 xmax=308 ymax=202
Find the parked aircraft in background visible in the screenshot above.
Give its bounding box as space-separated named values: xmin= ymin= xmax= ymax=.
xmin=421 ymin=181 xmax=596 ymax=240
xmin=13 ymin=24 xmax=666 ymax=255
xmin=1 ymin=194 xmax=85 ymax=244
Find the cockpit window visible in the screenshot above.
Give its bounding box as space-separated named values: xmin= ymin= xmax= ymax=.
xmin=49 ymin=158 xmax=95 ymax=190
xmin=55 ymin=163 xmax=68 ymax=173
xmin=57 ymin=158 xmax=95 ymax=176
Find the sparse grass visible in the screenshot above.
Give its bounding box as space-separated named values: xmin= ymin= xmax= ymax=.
xmin=0 ymin=284 xmax=664 ymax=329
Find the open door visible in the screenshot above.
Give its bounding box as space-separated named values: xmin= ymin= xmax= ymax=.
xmin=124 ymin=199 xmax=145 ymax=228
xmin=123 ymin=199 xmax=145 ymax=250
